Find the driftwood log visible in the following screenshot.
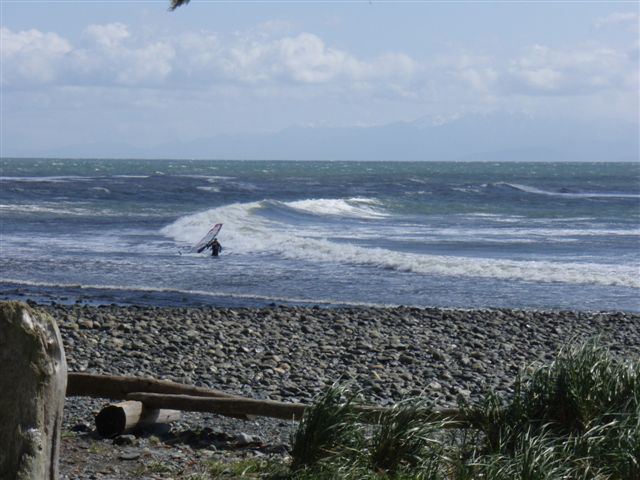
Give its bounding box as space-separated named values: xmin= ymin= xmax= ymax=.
xmin=127 ymin=392 xmax=308 ymax=421
xmin=95 ymin=400 xmax=182 ymax=437
xmin=0 ymin=301 xmax=67 ymax=480
xmin=67 ymin=372 xmax=253 ymax=421
xmin=126 ymin=392 xmax=467 ymax=425
xmin=67 ymin=372 xmax=243 ymax=400
xmin=72 ymin=372 xmax=467 ymax=427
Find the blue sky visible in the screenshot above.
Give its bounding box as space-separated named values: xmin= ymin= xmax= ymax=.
xmin=1 ymin=1 xmax=638 ymax=157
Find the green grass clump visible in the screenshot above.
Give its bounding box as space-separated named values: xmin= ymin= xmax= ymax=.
xmin=289 ymin=384 xmax=364 ymax=472
xmin=277 ymin=340 xmax=640 ymax=480
xmin=368 ymin=399 xmax=446 ymax=477
xmin=476 ymin=339 xmax=638 ymax=435
xmin=462 ymin=340 xmax=639 ymax=479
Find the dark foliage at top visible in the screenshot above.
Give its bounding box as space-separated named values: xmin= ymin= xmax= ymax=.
xmin=169 ymin=0 xmax=190 ymax=11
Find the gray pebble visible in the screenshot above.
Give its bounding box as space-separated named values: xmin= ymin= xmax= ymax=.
xmin=117 ymin=449 xmax=141 ymax=461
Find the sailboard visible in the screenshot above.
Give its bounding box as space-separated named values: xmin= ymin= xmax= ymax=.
xmin=194 ymin=223 xmax=223 ymax=253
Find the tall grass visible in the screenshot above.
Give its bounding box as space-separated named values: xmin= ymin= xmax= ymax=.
xmin=289 ymin=384 xmax=364 ymax=472
xmin=368 ymin=399 xmax=446 ymax=476
xmin=462 ymin=340 xmax=639 ymax=478
xmin=277 ymin=340 xmax=639 ymax=480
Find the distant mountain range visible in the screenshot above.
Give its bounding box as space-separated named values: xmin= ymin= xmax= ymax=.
xmin=8 ymin=113 xmax=639 ymax=161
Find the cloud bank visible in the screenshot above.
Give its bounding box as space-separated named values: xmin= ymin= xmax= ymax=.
xmin=2 ymin=22 xmax=636 ymax=100
xmin=1 ymin=24 xmax=417 ymax=92
xmin=1 ymin=15 xmax=637 ymax=155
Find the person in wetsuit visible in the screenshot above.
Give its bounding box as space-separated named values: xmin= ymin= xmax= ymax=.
xmin=209 ymin=238 xmax=222 ymax=257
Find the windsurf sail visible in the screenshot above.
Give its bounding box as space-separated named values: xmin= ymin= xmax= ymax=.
xmin=194 ymin=223 xmax=223 ymax=253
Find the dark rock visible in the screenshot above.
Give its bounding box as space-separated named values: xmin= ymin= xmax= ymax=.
xmin=113 ymin=434 xmax=137 ymax=446
xmin=71 ymin=422 xmax=92 ymax=433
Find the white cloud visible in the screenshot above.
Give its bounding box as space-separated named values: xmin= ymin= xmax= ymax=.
xmin=1 ymin=24 xmax=417 ymax=92
xmin=278 ymin=33 xmax=359 ymax=83
xmin=176 ymin=31 xmax=416 ymax=86
xmin=82 ymin=23 xmax=175 ymax=85
xmin=1 ymin=27 xmax=71 ymax=58
xmin=1 ymin=22 xmax=636 ymax=120
xmin=116 ymin=41 xmax=175 ymax=85
xmin=84 ymin=23 xmax=130 ymax=48
xmin=458 ymin=67 xmax=499 ymax=93
xmin=440 ymin=54 xmax=499 ymax=93
xmin=1 ymin=27 xmax=71 ymax=83
xmin=218 ymin=38 xmax=277 ymax=83
xmin=1 ymin=25 xmax=176 ymax=86
xmin=174 ymin=31 xmax=222 ymax=73
xmin=505 ymin=44 xmax=633 ymax=95
xmin=515 ymin=68 xmax=563 ymax=91
xmin=595 ymin=11 xmax=639 ymax=28
xmin=367 ymin=53 xmax=417 ymax=80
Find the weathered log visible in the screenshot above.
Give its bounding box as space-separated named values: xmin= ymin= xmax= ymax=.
xmin=95 ymin=400 xmax=181 ymax=437
xmin=0 ymin=301 xmax=67 ymax=480
xmin=67 ymin=372 xmax=253 ymax=420
xmin=69 ymin=373 xmax=466 ymax=426
xmin=128 ymin=392 xmax=307 ymax=420
xmin=127 ymin=392 xmax=467 ymax=425
xmin=67 ymin=372 xmax=241 ymax=400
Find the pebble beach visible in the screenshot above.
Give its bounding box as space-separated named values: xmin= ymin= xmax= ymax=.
xmin=0 ymin=301 xmax=625 ymax=477
xmin=49 ymin=303 xmax=639 ymax=402
xmin=42 ymin=302 xmax=638 ymax=441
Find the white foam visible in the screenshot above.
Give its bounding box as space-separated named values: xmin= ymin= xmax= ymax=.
xmin=421 ymin=226 xmax=640 ymax=238
xmin=464 ymin=213 xmax=512 ymax=218
xmin=451 ymin=187 xmax=482 ymax=194
xmin=0 ymin=203 xmax=165 ymax=218
xmin=0 ymin=176 xmax=94 ymax=183
xmin=499 ymin=183 xmax=640 ymax=199
xmin=0 ymin=203 xmax=96 ymax=216
xmin=112 ymin=175 xmax=150 ymax=179
xmin=408 ymin=178 xmax=428 ymax=184
xmin=284 ymin=198 xmax=387 ymax=219
xmin=177 ymin=175 xmax=236 ymax=181
xmin=161 ymin=201 xmax=640 ymax=288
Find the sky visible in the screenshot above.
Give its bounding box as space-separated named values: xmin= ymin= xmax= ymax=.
xmin=1 ymin=1 xmax=638 ymax=158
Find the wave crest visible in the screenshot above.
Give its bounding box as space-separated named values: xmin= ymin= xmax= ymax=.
xmin=284 ymin=197 xmax=387 ymax=219
xmin=161 ymin=200 xmax=639 ymax=288
xmin=496 ymin=182 xmax=640 ymax=199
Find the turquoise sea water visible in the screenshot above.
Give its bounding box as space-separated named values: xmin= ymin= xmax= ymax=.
xmin=1 ymin=159 xmax=638 ymax=311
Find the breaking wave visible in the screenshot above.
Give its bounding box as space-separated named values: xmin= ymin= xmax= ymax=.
xmin=497 ymin=182 xmax=640 ymax=199
xmin=284 ymin=198 xmax=387 ymax=219
xmin=161 ymin=200 xmax=639 ymax=288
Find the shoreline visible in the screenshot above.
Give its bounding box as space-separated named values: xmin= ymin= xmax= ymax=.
xmin=16 ymin=301 xmax=640 ymax=478
xmin=5 ymin=281 xmax=640 ymax=313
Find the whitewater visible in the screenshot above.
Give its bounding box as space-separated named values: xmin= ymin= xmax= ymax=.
xmin=161 ymin=200 xmax=639 ymax=288
xmin=1 ymin=159 xmax=638 ymax=311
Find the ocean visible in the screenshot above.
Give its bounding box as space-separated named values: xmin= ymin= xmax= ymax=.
xmin=1 ymin=158 xmax=638 ymax=311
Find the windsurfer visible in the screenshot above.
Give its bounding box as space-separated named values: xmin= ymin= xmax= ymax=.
xmin=209 ymin=238 xmax=222 ymax=257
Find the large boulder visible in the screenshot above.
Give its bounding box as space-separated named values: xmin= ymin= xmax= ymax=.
xmin=0 ymin=301 xmax=67 ymax=480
